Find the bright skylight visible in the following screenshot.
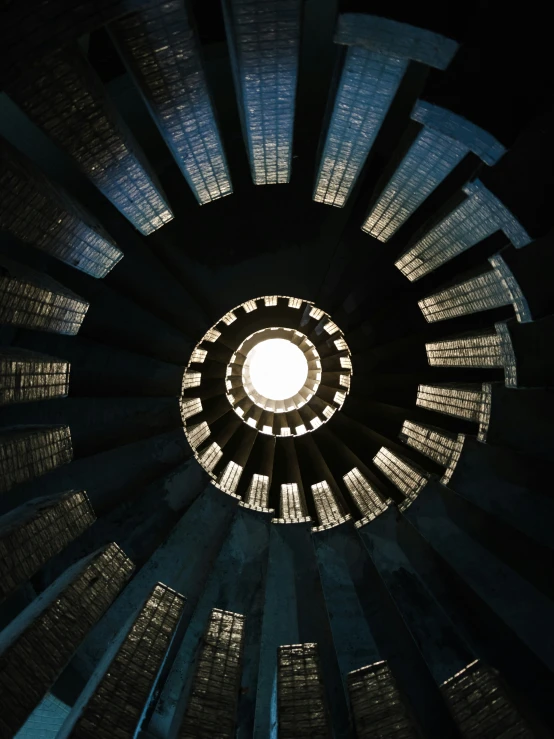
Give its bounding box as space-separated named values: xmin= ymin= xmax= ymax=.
xmin=246 ymin=339 xmax=308 ymax=400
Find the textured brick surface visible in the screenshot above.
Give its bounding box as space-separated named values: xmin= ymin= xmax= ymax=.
xmin=179 ymin=609 xmax=245 ymax=738
xmin=0 ymin=348 xmax=70 ymax=406
xmin=0 ymin=543 xmax=134 ymax=737
xmin=0 ymin=257 xmax=89 ymax=335
xmin=7 ymin=46 xmax=172 ymax=235
xmin=0 ymin=425 xmax=73 ymax=494
xmin=278 ymin=643 xmax=331 ymax=738
xmin=348 ymin=661 xmax=419 ymax=738
xmin=0 ymin=490 xmax=95 ymax=602
xmin=441 ymin=661 xmax=535 ymax=738
xmin=0 ymin=137 xmax=122 ymax=277
xmin=71 ymin=583 xmax=184 ymax=738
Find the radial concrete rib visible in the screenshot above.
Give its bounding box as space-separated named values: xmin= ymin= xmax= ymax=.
xmin=0 ymin=543 xmax=134 ymax=737
xmin=149 ymin=506 xmax=270 ymax=738
xmin=0 ymin=490 xmax=95 ymax=603
xmin=58 ymin=583 xmax=185 ymax=738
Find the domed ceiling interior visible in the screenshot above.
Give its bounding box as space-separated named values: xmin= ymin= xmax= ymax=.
xmin=0 ymin=1 xmax=553 ymax=738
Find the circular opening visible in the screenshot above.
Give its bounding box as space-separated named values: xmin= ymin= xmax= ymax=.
xmin=245 ymin=338 xmax=309 ymax=400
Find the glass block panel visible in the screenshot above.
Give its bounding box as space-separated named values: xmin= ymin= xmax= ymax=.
xmin=222 ymin=311 xmax=237 ymax=325
xmin=0 ymin=490 xmax=95 ymax=602
xmin=311 ymin=480 xmax=342 ymax=527
xmin=313 ymin=47 xmax=407 ymax=207
xmin=280 ymin=482 xmax=306 ymax=520
xmin=278 ymin=643 xmax=330 ymax=739
xmin=489 ymin=254 xmax=531 ymax=323
xmin=0 ymin=543 xmax=134 ymax=737
xmin=396 ymin=180 xmax=532 ymax=282
xmin=0 ymin=426 xmax=73 ymax=494
xmin=182 ymin=371 xmax=202 ymax=389
xmin=245 ymin=473 xmax=269 ymax=508
xmin=411 ymin=100 xmax=506 ymax=166
xmin=202 ymin=328 xmax=221 ymax=342
xmin=340 ymin=356 xmax=353 ymax=369
xmin=223 ymin=0 xmax=301 ymax=185
xmin=7 ymin=47 xmax=173 ymax=235
xmin=179 ymin=609 xmax=245 ymax=738
xmin=15 ymin=693 xmax=70 ymax=739
xmin=112 ymin=0 xmax=232 ymax=205
xmin=373 ymin=447 xmax=428 ymax=505
xmin=186 ymin=421 xmax=211 ymax=449
xmin=0 ymin=257 xmax=89 ymax=336
xmin=0 ymin=138 xmax=122 ymax=278
xmin=362 ymin=127 xmax=468 ymax=241
xmin=334 ymin=338 xmax=348 ymax=351
xmin=288 ymin=297 xmax=302 ymax=309
xmin=0 ymin=349 xmax=70 ymax=406
xmin=343 ymin=467 xmax=387 ymax=521
xmin=180 ymin=398 xmax=202 ymax=420
xmin=399 ymin=421 xmax=462 ymax=468
xmin=418 ymin=269 xmax=512 ymax=323
xmin=336 ymin=14 xmax=458 ymax=70
xmin=218 ymin=461 xmax=243 ymax=494
xmin=69 ymin=583 xmax=185 ymax=738
xmin=416 ymin=383 xmax=484 ymax=423
xmin=426 ymin=331 xmax=504 ymax=369
xmin=198 ymin=442 xmax=223 ymax=473
xmin=440 ymin=660 xmax=534 ymax=738
xmin=264 ymin=295 xmax=278 ymax=306
xmin=190 ymin=348 xmax=208 ymax=364
xmin=347 ymin=660 xmax=419 ymax=739
xmin=324 ymin=320 xmax=339 ymax=335
xmin=309 ymin=307 xmax=325 ymax=320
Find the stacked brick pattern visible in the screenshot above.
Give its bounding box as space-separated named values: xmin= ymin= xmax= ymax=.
xmin=179 ymin=608 xmax=245 ymax=738
xmin=0 ymin=257 xmax=89 ymax=335
xmin=0 ymin=138 xmax=122 ymax=278
xmin=311 ymin=480 xmax=344 ymax=528
xmin=223 ymin=0 xmax=301 ymax=185
xmin=0 ymin=425 xmax=73 ymax=494
xmin=278 ymin=643 xmax=330 ymax=738
xmin=0 ymin=543 xmax=134 ymax=737
xmin=0 ymin=490 xmax=96 ymax=602
xmin=0 ymin=348 xmax=70 ymax=406
xmin=347 ymin=661 xmax=419 ymax=738
xmin=70 ymin=583 xmax=185 ymax=738
xmin=112 ymin=0 xmax=232 ymax=204
xmin=343 ymin=467 xmax=388 ymax=523
xmin=440 ymin=661 xmax=534 ymax=738
xmin=7 ymin=47 xmax=173 ymax=235
xmin=0 ymin=0 xmax=153 ymax=87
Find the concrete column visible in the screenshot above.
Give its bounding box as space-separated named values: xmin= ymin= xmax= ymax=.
xmin=0 ymin=543 xmax=134 ymax=736
xmin=59 ymin=584 xmax=185 ymax=738
xmin=148 ymin=505 xmax=270 ymax=739
xmin=0 ymin=490 xmax=95 ymax=602
xmin=402 ymin=481 xmax=554 ymax=673
xmin=254 ymin=522 xmax=349 ymax=739
xmin=447 ymin=436 xmax=554 ymax=548
xmin=0 ymin=396 xmax=183 ymax=458
xmin=314 ymin=520 xmax=457 ymax=738
xmin=0 ymin=429 xmax=191 ymax=516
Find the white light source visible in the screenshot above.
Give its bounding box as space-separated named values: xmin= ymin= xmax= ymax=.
xmin=246 ymin=339 xmax=308 ymax=400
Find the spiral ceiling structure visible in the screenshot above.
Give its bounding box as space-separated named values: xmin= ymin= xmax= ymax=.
xmin=0 ymin=1 xmax=553 ymax=738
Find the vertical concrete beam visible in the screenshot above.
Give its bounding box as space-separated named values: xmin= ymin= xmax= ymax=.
xmin=59 ymin=584 xmax=185 ymax=738
xmin=68 ymin=486 xmax=237 ymax=681
xmin=148 ymin=506 xmax=270 ymax=739
xmin=254 ymin=523 xmax=349 ymax=738
xmin=0 ymin=490 xmax=95 ymax=602
xmin=357 ymin=506 xmax=473 ymax=685
xmin=403 ymin=481 xmax=554 ymax=673
xmin=0 ymin=543 xmax=134 ymax=736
